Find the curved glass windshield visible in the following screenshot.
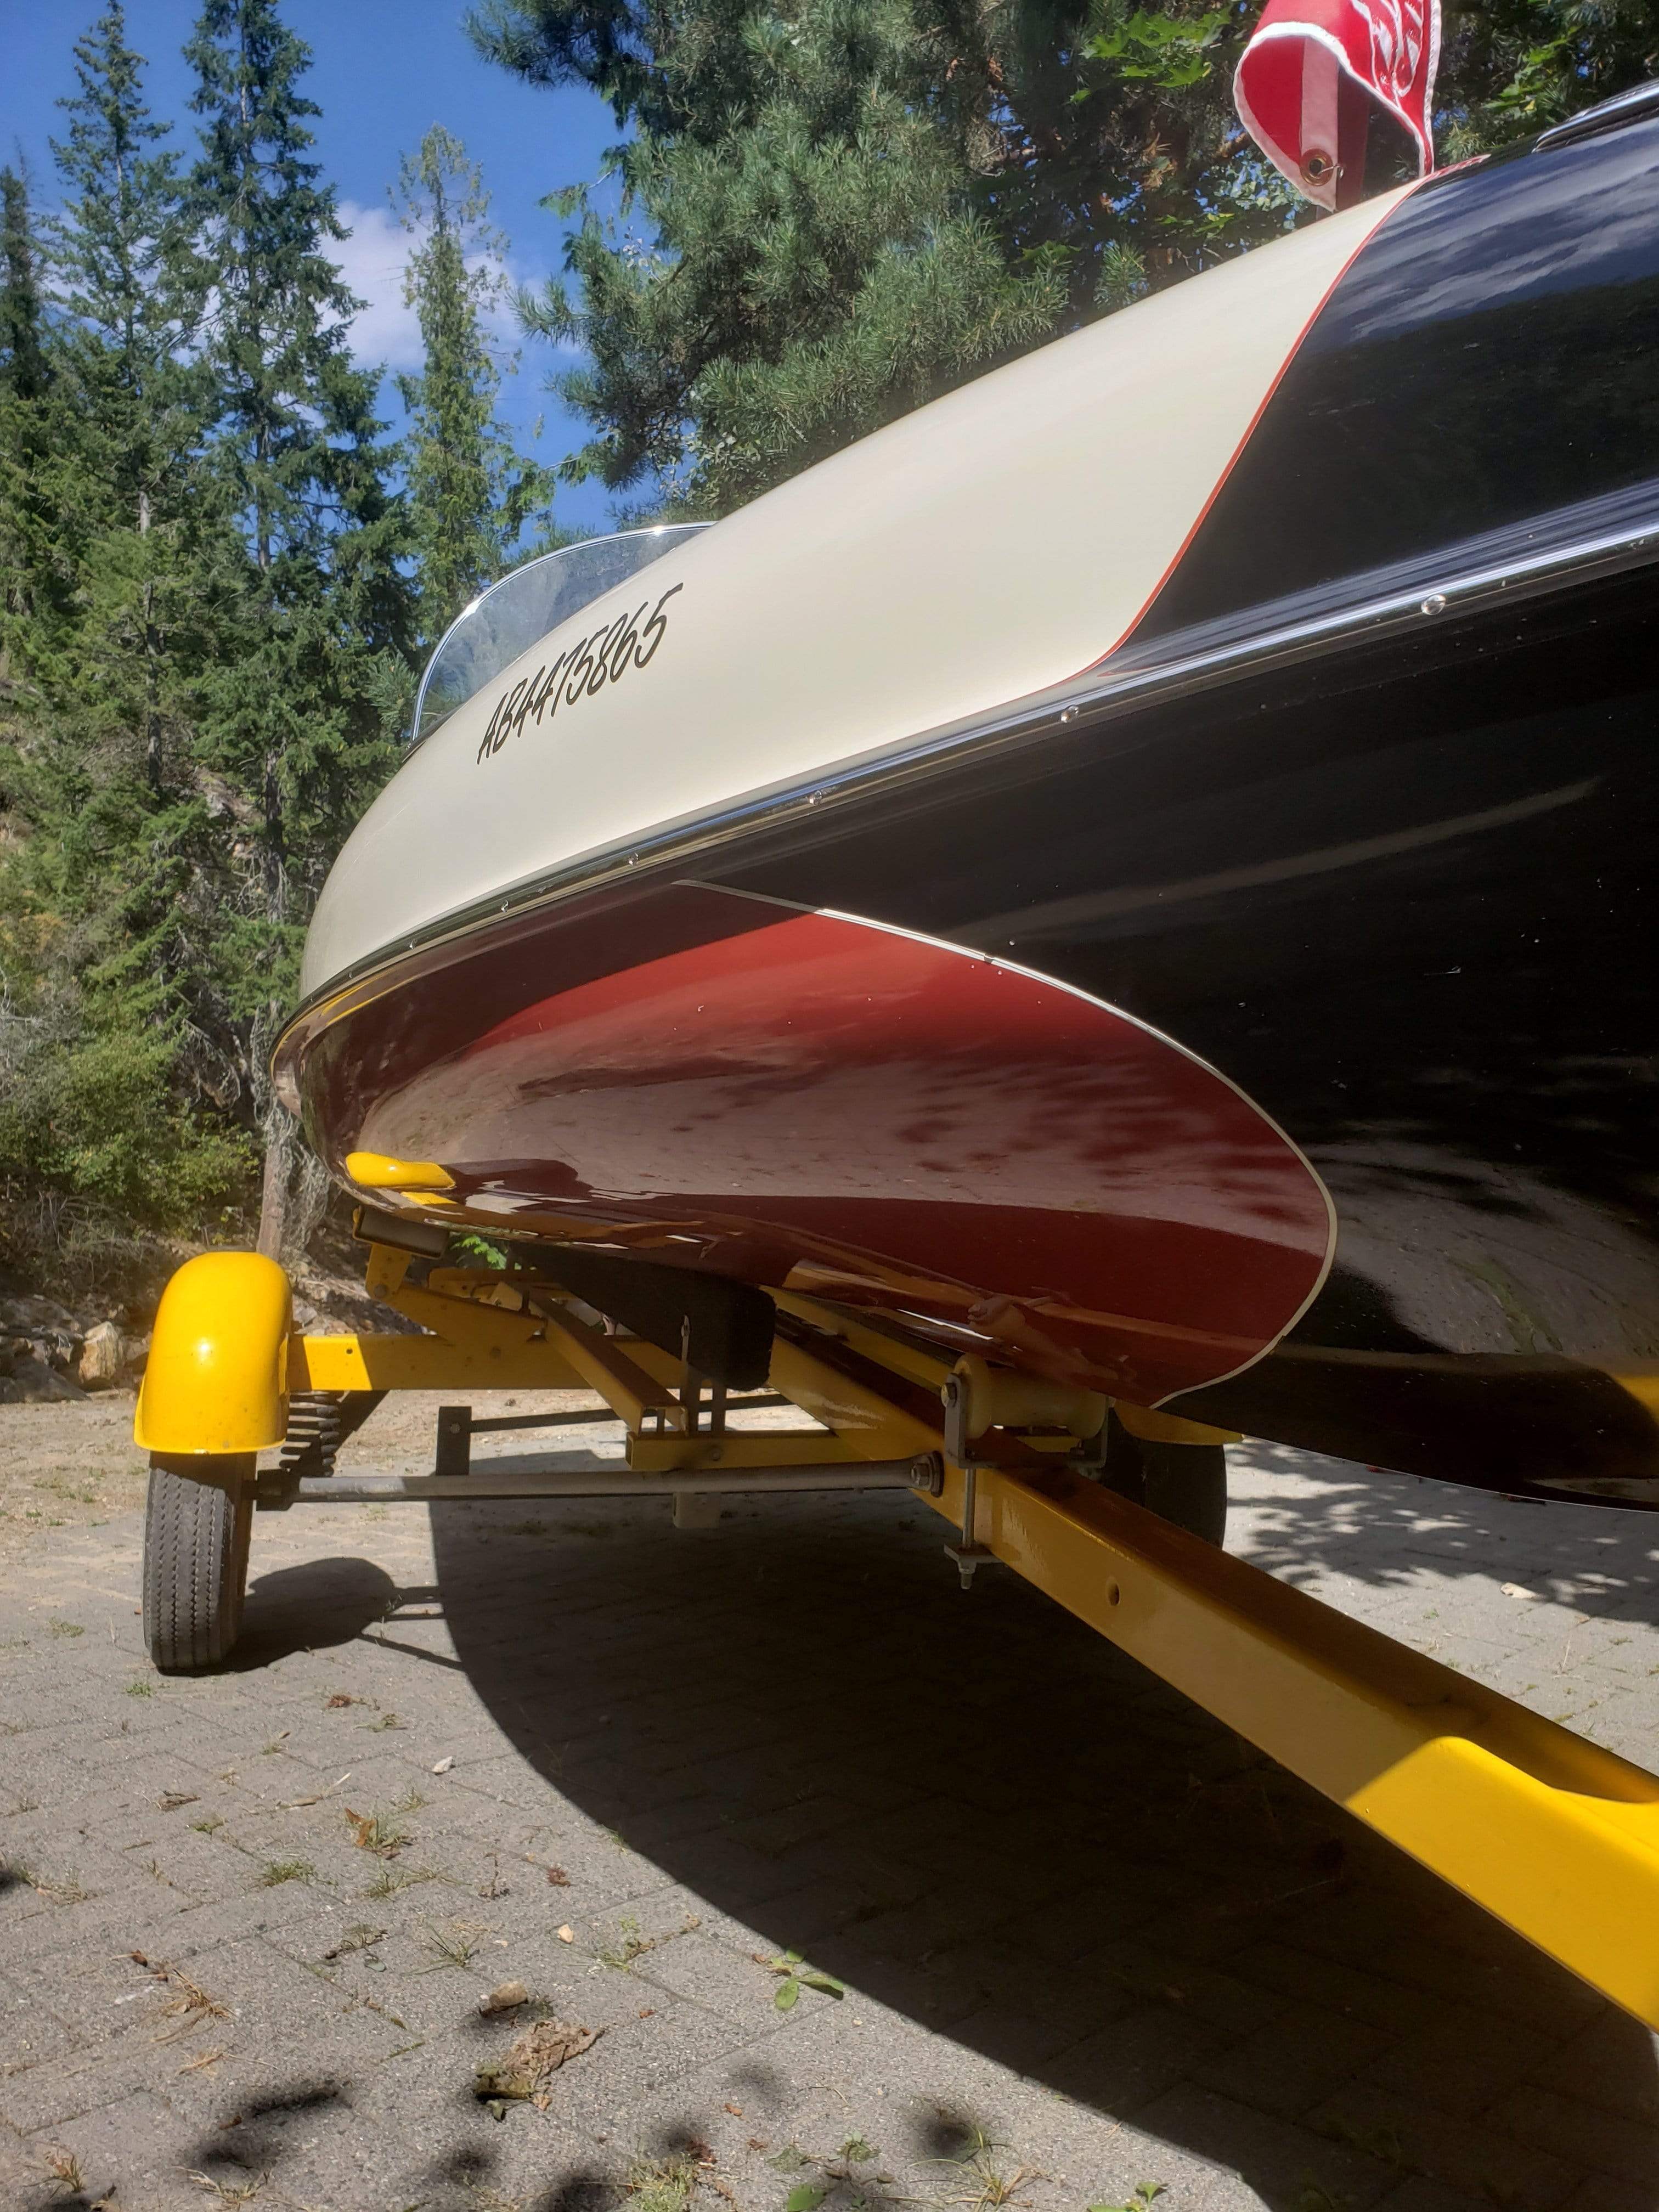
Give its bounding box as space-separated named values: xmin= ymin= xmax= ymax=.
xmin=410 ymin=523 xmax=711 ymax=748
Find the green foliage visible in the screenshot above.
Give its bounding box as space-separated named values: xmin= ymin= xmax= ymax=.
xmin=1438 ymin=1 xmax=1659 ymax=154
xmin=473 ymin=0 xmax=1307 ymax=509
xmin=762 ymin=1945 xmax=845 ymax=2008
xmin=0 ymin=4 xmax=545 ymax=1299
xmin=0 ymin=168 xmax=49 ymax=405
xmin=394 ymin=125 xmax=554 ymax=642
xmin=477 ymin=0 xmax=1659 ymax=515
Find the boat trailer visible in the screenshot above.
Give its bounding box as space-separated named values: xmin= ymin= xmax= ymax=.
xmin=136 ymin=1223 xmax=1659 ymax=2033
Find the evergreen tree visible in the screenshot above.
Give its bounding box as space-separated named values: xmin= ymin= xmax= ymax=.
xmin=1438 ymin=0 xmax=1659 ymax=154
xmin=469 ymin=0 xmax=1296 ymax=509
xmin=0 ymin=15 xmax=252 ymax=1299
xmin=473 ymin=0 xmax=1659 ymax=513
xmin=0 ymin=167 xmax=49 ymax=405
xmin=0 ymin=165 xmax=65 ymax=646
xmin=184 ymin=0 xmax=413 ymax=1257
xmin=394 ymin=124 xmax=553 ymax=643
xmin=48 ymin=3 xmax=203 ymax=785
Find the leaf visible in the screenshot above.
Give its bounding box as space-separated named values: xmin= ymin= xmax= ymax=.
xmin=784 ymin=2188 xmax=827 ymax=2212
xmin=774 ymin=1976 xmax=800 ymax=2011
xmin=799 ymin=1973 xmax=844 ymax=1998
xmin=783 ymin=1947 xmax=803 ymax=1962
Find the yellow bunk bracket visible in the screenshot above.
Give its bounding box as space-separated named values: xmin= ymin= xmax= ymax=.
xmin=291 ymin=1244 xmax=685 ymax=1423
xmin=775 ymin=1294 xmax=1659 ymax=2029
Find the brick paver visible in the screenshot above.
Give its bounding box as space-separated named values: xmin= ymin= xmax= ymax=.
xmin=2 ymin=1404 xmax=1657 ymax=2212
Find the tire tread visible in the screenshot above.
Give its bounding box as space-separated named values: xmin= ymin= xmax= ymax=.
xmin=143 ymin=1458 xmax=252 ymax=1672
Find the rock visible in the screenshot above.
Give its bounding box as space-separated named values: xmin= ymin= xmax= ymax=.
xmin=77 ymin=1321 xmax=125 ymax=1390
xmin=0 ymin=1350 xmax=87 ymax=1404
xmin=0 ymin=1291 xmax=78 ymax=1340
xmin=477 ymin=1979 xmax=528 ymax=2016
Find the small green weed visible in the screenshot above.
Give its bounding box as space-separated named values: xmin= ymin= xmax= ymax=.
xmin=624 ymin=2152 xmax=699 ymax=2212
xmin=126 ymin=1677 xmax=156 ymax=1698
xmin=346 ymin=1806 xmax=410 ymax=1857
xmin=594 ymin=1909 xmax=700 ymax=1970
xmin=363 ymin=1864 xmax=436 ymax=1899
xmin=41 ymin=2144 xmax=86 ymax=2196
xmin=323 ymin=1921 xmax=386 ymax=1960
xmin=595 ymin=1913 xmax=651 ymax=1970
xmin=10 ymin=1864 xmax=89 ymax=1905
xmin=1090 ymin=2190 xmax=1166 ymax=2212
xmin=47 ymin=1620 xmax=84 ymax=1639
xmin=417 ymin=1918 xmax=478 ymax=1970
xmin=763 ymin=1947 xmax=845 ymax=2010
xmin=190 ymin=1814 xmax=225 ymax=1835
xmin=259 ymin=1858 xmax=314 ymax=1887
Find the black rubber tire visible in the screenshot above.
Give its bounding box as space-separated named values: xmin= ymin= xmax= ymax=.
xmin=1102 ymin=1412 xmax=1228 ymax=1546
xmin=143 ymin=1455 xmax=255 ymax=1672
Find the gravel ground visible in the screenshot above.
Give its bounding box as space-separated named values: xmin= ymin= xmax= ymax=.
xmin=2 ymin=1395 xmax=1657 ymax=2212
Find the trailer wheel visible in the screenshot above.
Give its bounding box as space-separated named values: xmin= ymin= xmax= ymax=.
xmin=1103 ymin=1412 xmax=1227 ymax=1546
xmin=143 ymin=1456 xmax=255 ymax=1672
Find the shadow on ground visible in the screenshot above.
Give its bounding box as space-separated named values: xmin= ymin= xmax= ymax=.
xmin=1236 ymin=1441 xmax=1659 ymax=1626
xmin=233 ymin=1554 xmax=397 ymax=1668
xmin=411 ymin=1483 xmax=1659 ymax=2209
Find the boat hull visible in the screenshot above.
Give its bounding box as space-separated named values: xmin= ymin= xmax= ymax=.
xmin=279 ymin=110 xmax=1659 ymax=1506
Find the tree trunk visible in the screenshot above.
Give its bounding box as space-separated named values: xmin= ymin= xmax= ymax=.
xmin=255 ymin=1102 xmax=294 ymax=1260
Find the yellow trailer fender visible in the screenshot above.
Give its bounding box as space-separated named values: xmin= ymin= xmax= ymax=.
xmin=135 ymin=1251 xmax=292 ymax=1455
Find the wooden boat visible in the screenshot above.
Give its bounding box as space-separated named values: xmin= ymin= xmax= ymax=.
xmin=275 ymin=88 xmax=1659 ymax=1510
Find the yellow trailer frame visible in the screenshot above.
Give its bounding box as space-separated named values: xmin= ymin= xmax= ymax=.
xmin=137 ymin=1237 xmax=1659 ymax=2032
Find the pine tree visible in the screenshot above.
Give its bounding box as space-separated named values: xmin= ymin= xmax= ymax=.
xmin=0 ymin=15 xmax=253 ymax=1298
xmin=48 ymin=2 xmax=203 ymax=786
xmin=473 ymin=0 xmax=1659 ymax=514
xmin=184 ymin=0 xmax=413 ymax=1257
xmin=1438 ymin=0 xmax=1659 ymax=153
xmin=0 ymin=165 xmax=65 ymax=646
xmin=0 ymin=168 xmax=49 ymax=405
xmin=394 ymin=124 xmax=552 ymax=643
xmin=469 ymin=0 xmax=1299 ymax=509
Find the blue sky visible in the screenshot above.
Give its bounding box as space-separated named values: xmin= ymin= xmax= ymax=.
xmin=0 ymin=0 xmax=625 ymax=529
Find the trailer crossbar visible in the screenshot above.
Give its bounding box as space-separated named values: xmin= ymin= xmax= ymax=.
xmin=289 ymin=1459 xmax=933 ymax=1502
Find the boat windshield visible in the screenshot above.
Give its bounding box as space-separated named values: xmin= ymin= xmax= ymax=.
xmin=409 ymin=524 xmax=710 ymax=748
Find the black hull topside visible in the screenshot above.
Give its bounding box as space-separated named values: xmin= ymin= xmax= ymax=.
xmin=714 ymin=121 xmax=1659 ymax=1506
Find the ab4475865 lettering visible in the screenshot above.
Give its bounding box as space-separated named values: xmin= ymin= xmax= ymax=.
xmin=476 ymin=583 xmax=683 ymax=764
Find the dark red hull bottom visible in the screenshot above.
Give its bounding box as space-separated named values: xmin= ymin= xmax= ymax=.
xmin=300 ymin=883 xmax=1330 ymax=1408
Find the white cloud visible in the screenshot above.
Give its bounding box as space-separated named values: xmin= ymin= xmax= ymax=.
xmin=334 ymin=200 xmax=423 ymax=371
xmin=331 ymin=199 xmax=559 ymax=377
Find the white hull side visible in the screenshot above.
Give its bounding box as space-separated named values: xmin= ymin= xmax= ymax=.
xmin=302 ymin=189 xmax=1405 ymax=998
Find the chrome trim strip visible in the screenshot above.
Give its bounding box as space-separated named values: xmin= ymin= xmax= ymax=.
xmin=283 ymin=510 xmax=1659 ymax=1058
xmin=1536 ymin=81 xmax=1659 ymax=151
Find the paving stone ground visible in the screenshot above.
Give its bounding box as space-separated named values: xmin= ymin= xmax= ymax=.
xmin=2 ymin=1394 xmax=1658 ymax=2212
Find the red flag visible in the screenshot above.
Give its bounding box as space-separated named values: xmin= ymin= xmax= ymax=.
xmin=1235 ymin=0 xmax=1440 ymax=210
